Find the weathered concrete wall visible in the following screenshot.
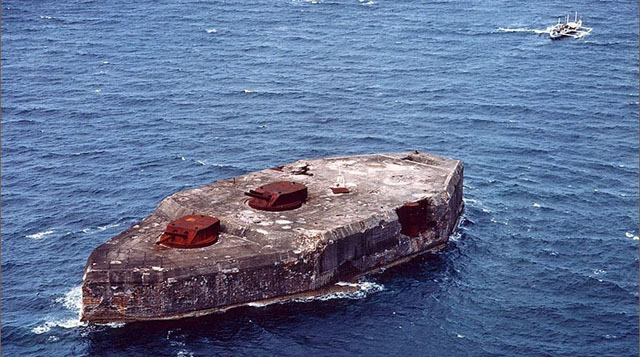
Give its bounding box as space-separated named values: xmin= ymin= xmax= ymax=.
xmin=82 ymin=152 xmax=464 ymax=322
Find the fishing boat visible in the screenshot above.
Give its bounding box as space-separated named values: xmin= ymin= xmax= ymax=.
xmin=549 ymin=12 xmax=592 ymax=40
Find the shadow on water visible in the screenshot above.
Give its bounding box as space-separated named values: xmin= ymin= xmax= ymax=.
xmin=84 ymin=297 xmax=379 ymax=355
xmin=84 ymin=250 xmax=457 ymax=355
xmin=378 ymin=250 xmax=453 ymax=281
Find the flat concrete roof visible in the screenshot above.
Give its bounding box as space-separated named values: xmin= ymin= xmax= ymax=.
xmin=86 ymin=151 xmax=461 ymax=281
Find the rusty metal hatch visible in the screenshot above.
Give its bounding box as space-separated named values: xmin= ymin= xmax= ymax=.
xmin=245 ymin=181 xmax=308 ymax=211
xmin=331 ymin=187 xmax=350 ymax=194
xmin=156 ymin=215 xmax=220 ymax=248
xmin=396 ymin=200 xmax=431 ymax=237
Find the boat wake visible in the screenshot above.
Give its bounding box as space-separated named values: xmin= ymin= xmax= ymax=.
xmin=498 ymin=27 xmax=546 ymax=34
xmin=499 ymin=12 xmax=592 ymax=40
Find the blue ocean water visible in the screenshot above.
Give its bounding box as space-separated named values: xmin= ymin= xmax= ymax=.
xmin=2 ymin=0 xmax=638 ymax=355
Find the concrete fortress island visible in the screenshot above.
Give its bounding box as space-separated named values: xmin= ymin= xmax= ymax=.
xmin=81 ymin=151 xmax=464 ymax=323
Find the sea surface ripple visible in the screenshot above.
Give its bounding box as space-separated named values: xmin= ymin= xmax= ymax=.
xmin=2 ymin=0 xmax=638 ymax=355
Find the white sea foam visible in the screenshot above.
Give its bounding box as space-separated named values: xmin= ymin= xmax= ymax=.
xmin=33 ymin=286 xmax=86 ymax=334
xmin=81 ymin=222 xmax=121 ymax=235
xmin=249 ymin=281 xmax=384 ymax=307
xmin=247 ymin=301 xmax=268 ymax=307
xmin=26 ymin=230 xmax=55 ymax=239
xmin=292 ymin=281 xmax=384 ymax=302
xmin=32 ymin=324 xmax=51 ymax=334
xmin=40 ymin=15 xmax=53 ymax=19
xmin=206 ymin=28 xmax=217 ymax=34
xmin=242 ymin=89 xmax=255 ymax=93
xmin=32 ymin=317 xmax=83 ymax=334
xmin=56 ymin=285 xmax=83 ymax=314
xmin=463 ymin=198 xmax=491 ymax=213
xmin=196 ymin=160 xmax=206 ymax=166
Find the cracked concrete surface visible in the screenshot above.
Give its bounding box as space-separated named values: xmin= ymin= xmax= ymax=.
xmin=82 ymin=151 xmax=464 ymax=323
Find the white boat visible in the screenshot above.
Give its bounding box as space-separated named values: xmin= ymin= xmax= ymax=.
xmin=548 ymin=12 xmax=592 ymax=40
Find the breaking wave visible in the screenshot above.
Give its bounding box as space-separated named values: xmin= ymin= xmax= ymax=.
xmin=295 ymin=281 xmax=385 ymax=302
xmin=31 ymin=286 xmax=85 ymax=335
xmin=248 ymin=280 xmax=384 ymax=308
